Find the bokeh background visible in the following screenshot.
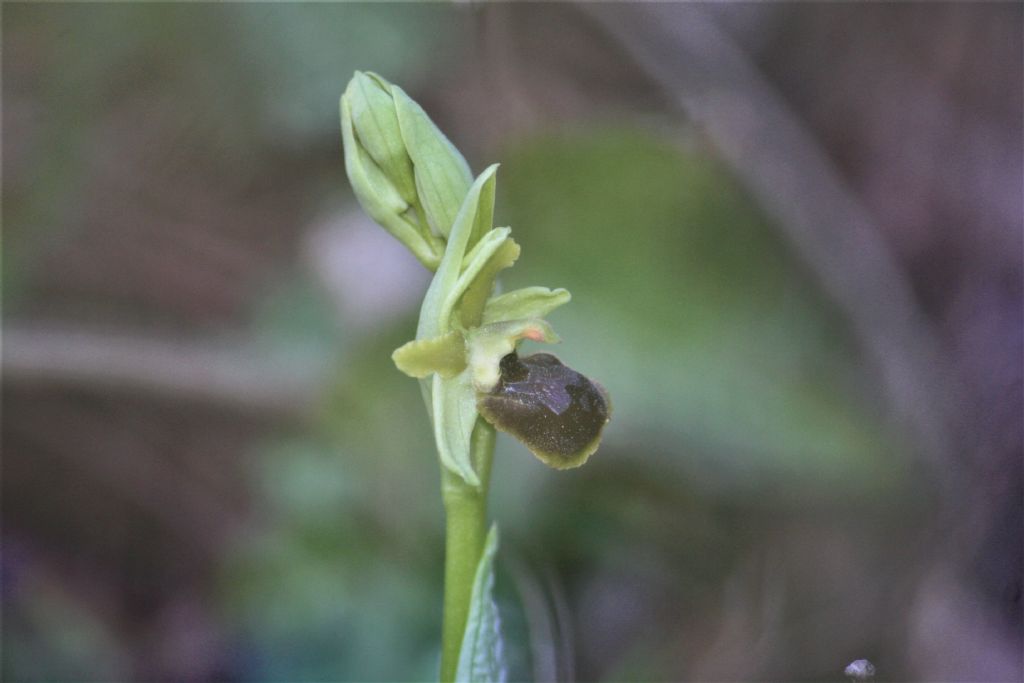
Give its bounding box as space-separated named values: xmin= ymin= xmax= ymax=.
xmin=2 ymin=3 xmax=1021 ymax=682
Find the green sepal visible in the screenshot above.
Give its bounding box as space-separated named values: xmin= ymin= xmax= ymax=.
xmin=418 ymin=165 xmax=499 ymax=341
xmin=455 ymin=524 xmax=506 ymax=683
xmin=433 ymin=370 xmax=481 ymax=487
xmin=391 ymin=83 xmax=474 ymax=240
xmin=392 ymin=331 xmax=467 ymax=379
xmin=454 ymin=231 xmax=521 ymax=329
xmin=481 ymin=287 xmax=571 ymax=325
xmin=437 ymin=227 xmax=520 ymax=331
xmin=467 ymin=319 xmax=559 ymax=392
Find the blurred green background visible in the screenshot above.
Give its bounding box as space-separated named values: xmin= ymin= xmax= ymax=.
xmin=3 ymin=3 xmax=1021 ymax=682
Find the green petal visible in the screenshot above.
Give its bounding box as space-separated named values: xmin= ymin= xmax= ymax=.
xmin=481 ymin=287 xmax=571 ymax=325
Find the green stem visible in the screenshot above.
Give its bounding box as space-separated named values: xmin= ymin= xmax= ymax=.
xmin=439 ymin=420 xmax=496 ymax=683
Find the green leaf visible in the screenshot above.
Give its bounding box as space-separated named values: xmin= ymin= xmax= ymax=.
xmin=392 ymin=331 xmax=466 ymax=379
xmin=417 ymin=165 xmax=499 ymax=341
xmin=391 ymin=83 xmax=473 ymax=239
xmin=481 ymin=287 xmax=571 ymax=325
xmin=455 ymin=525 xmax=505 ymax=683
xmin=432 ymin=370 xmax=480 ymax=487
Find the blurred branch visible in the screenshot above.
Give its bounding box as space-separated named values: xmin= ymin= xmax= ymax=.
xmin=3 ymin=322 xmax=326 ymax=418
xmin=582 ymin=3 xmax=955 ymax=467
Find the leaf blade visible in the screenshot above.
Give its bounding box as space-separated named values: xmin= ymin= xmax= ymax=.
xmin=455 ymin=525 xmax=506 ymax=683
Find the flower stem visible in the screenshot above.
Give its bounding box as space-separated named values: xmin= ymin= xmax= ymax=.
xmin=439 ymin=421 xmax=496 ymax=683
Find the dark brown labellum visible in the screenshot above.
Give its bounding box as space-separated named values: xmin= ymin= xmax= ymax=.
xmin=477 ymin=352 xmax=611 ymax=469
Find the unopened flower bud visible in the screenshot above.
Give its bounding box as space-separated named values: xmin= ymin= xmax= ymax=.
xmin=340 ymin=71 xmax=475 ymax=269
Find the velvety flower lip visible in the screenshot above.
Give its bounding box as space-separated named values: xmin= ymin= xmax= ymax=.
xmin=477 ymin=353 xmax=611 ymax=470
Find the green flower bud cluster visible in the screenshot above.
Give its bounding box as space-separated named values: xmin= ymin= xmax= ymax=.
xmin=341 ymin=71 xmax=472 ymax=270
xmin=341 ymin=72 xmax=610 ymax=486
